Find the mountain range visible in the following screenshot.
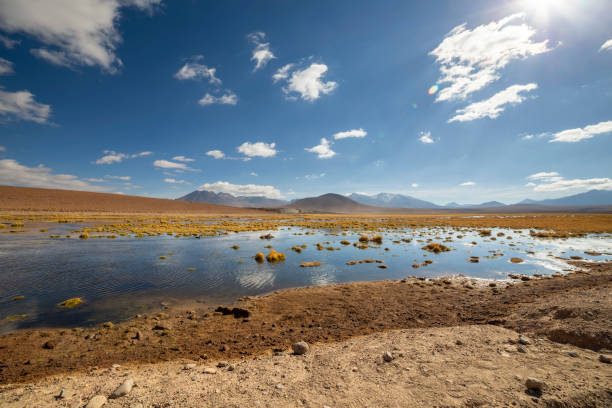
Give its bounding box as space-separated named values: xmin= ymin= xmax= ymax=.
xmin=176 ymin=189 xmax=612 ymax=211
xmin=178 ymin=190 xmax=287 ymax=208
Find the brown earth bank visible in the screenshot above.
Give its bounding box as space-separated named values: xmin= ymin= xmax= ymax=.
xmin=1 ymin=325 xmax=610 ymax=408
xmin=0 ymin=186 xmax=267 ymax=215
xmin=0 ymin=262 xmax=610 ymax=388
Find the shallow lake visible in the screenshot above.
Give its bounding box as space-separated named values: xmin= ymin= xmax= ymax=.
xmin=1 ymin=224 xmax=611 ymax=332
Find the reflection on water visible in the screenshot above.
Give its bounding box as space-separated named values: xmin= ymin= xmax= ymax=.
xmin=0 ymin=224 xmax=610 ymax=332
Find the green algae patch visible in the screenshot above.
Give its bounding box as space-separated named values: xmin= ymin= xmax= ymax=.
xmin=58 ymin=297 xmax=83 ymax=308
xmin=159 ymin=256 xmax=168 ymax=259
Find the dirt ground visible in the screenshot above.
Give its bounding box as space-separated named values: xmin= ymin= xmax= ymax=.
xmin=0 ymin=261 xmax=610 ymax=388
xmin=1 ymin=324 xmax=610 ymax=408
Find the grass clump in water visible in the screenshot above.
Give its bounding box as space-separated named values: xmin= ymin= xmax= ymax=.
xmin=159 ymin=256 xmax=167 ymax=259
xmin=79 ymin=232 xmax=89 ymax=239
xmin=58 ymin=297 xmax=83 ymax=308
xmin=266 ymin=250 xmax=286 ymax=263
xmin=4 ymin=314 xmax=28 ymax=321
xmin=370 ymin=234 xmax=383 ymax=244
xmin=12 ymin=295 xmax=24 ymax=301
xmin=300 ymin=261 xmax=323 ymax=267
xmin=231 ymin=245 xmax=240 ymax=250
xmin=421 ymin=243 xmax=451 ymax=254
xmin=254 ymin=252 xmax=265 ymax=263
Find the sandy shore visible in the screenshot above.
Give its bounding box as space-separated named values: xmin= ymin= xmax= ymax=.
xmin=1 ymin=324 xmax=610 ymax=408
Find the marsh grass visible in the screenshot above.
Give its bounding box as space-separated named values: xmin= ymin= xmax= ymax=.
xmin=266 ymin=250 xmax=286 ymax=263
xmin=58 ymin=297 xmax=83 ymax=308
xmin=4 ymin=314 xmax=28 ymax=321
xmin=422 ymin=243 xmax=451 ymax=253
xmin=300 ymin=261 xmax=323 ymax=267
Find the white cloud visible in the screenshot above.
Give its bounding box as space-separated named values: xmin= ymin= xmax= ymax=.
xmin=0 ymin=0 xmax=158 ymax=72
xmin=460 ymin=181 xmax=476 ymax=186
xmin=174 ymin=56 xmax=221 ymax=85
xmin=248 ymin=31 xmax=276 ymax=71
xmin=0 ymin=145 xmax=5 ymax=151
xmin=0 ymin=57 xmax=14 ymax=75
xmin=206 ymin=150 xmax=225 ymax=159
xmin=526 ymin=172 xmax=612 ymax=192
xmin=599 ymin=39 xmax=612 ymax=52
xmin=304 ymin=172 xmax=326 ymax=180
xmin=411 ymin=183 xmax=419 ymax=188
xmin=527 ymin=172 xmax=560 ymax=181
xmin=430 ymin=13 xmax=552 ymax=102
xmin=418 ymin=131 xmax=434 ymax=144
xmin=333 ymin=128 xmax=367 ymax=140
xmin=237 ymin=142 xmax=277 ymax=158
xmin=0 ymin=87 xmax=51 ymax=124
xmin=30 ymin=48 xmax=73 ymax=68
xmin=549 ymin=120 xmax=612 ymax=143
xmin=0 ymin=158 xmax=111 ymax=192
xmin=153 ymin=159 xmax=194 ymax=170
xmin=198 ymin=91 xmax=237 ymax=106
xmin=105 ymin=175 xmax=131 ymax=181
xmin=448 ymin=83 xmax=537 ymax=122
xmin=250 ymin=172 xmax=258 ymax=176
xmin=172 ymin=155 xmax=195 ymax=162
xmin=122 ymin=0 xmax=163 ymax=13
xmin=0 ymin=34 xmax=19 ymax=49
xmin=273 ymin=64 xmax=294 ymax=83
xmin=164 ymin=177 xmax=189 ymax=184
xmin=198 ymin=181 xmax=283 ymax=199
xmin=305 ymin=138 xmax=335 ymax=159
xmin=94 ymin=150 xmax=151 ymax=165
xmin=278 ymin=63 xmax=338 ymax=101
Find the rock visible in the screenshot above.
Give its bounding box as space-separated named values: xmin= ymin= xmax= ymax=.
xmin=517 ymin=345 xmax=528 ymax=353
xmin=43 ymin=341 xmax=55 ymax=350
xmin=455 ymin=340 xmax=463 ymax=346
xmin=203 ymin=367 xmax=217 ymax=374
xmin=525 ymin=377 xmax=546 ymax=391
xmin=102 ymin=322 xmax=114 ymax=329
xmin=228 ymin=364 xmax=236 ymax=371
xmin=518 ymin=335 xmax=532 ymax=345
xmin=217 ymin=361 xmax=228 ymax=368
xmin=131 ymin=404 xmax=144 ymax=408
xmin=56 ymin=389 xmax=66 ymax=399
xmin=152 ymin=323 xmax=169 ymax=331
xmin=85 ymin=395 xmax=107 ymax=408
xmin=275 ymin=383 xmax=284 ymax=390
xmin=292 ymin=341 xmax=309 ymax=355
xmin=133 ymin=331 xmax=142 ymax=340
xmin=382 ymin=351 xmax=394 ymax=362
xmin=110 ymin=378 xmax=134 ymax=399
xmin=184 ymin=363 xmax=197 ymax=370
xmin=599 ymin=354 xmax=611 ymax=364
xmin=566 ymin=351 xmax=578 ymax=358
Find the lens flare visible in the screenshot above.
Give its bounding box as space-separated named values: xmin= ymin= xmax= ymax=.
xmin=428 ymin=84 xmax=439 ymax=95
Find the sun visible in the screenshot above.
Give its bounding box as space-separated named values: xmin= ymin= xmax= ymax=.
xmin=516 ymin=0 xmax=578 ymax=23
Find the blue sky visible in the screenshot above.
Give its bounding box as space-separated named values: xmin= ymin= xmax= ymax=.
xmin=0 ymin=0 xmax=611 ymax=205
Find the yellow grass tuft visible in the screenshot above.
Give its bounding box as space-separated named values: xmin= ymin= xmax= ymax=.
xmin=58 ymin=297 xmax=83 ymax=308
xmin=266 ymin=249 xmax=286 ymax=263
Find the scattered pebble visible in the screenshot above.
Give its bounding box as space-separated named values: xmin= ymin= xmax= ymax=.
xmin=382 ymin=351 xmax=394 ymax=362
xmin=599 ymin=354 xmax=611 ymax=364
xmin=518 ymin=335 xmax=532 ymax=345
xmin=110 ymin=378 xmax=134 ymax=399
xmin=525 ymin=377 xmax=545 ymax=391
xmin=292 ymin=341 xmax=309 ymax=355
xmin=203 ymin=367 xmax=217 ymax=374
xmin=85 ymin=395 xmax=107 ymax=408
xmin=184 ymin=363 xmax=197 ymax=370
